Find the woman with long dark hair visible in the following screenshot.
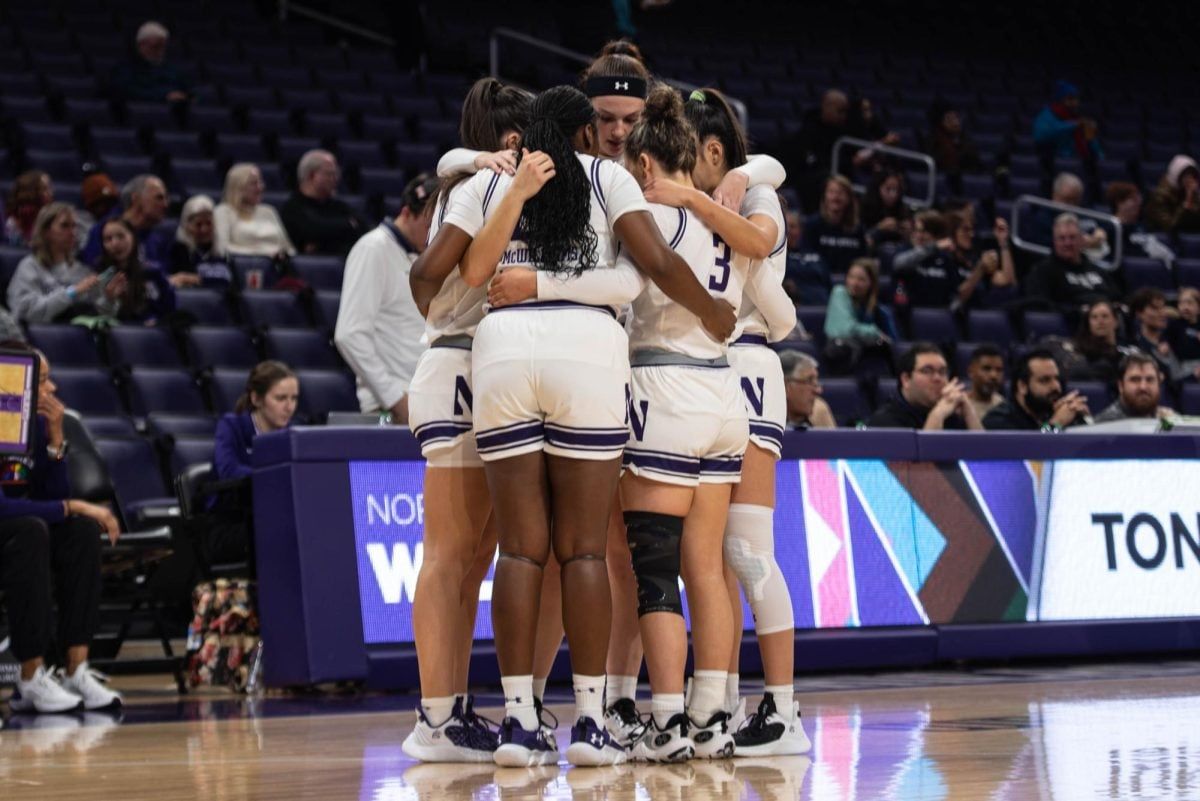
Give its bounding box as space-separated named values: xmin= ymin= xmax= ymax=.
xmin=413 ymin=84 xmax=733 ymax=767
xmin=97 ymin=217 xmax=176 ymax=325
xmin=401 ymin=76 xmax=530 ymax=764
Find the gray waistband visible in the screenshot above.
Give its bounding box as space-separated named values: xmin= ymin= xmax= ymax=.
xmin=630 ymin=348 xmax=729 ymax=368
xmin=431 ymin=334 xmax=473 ymax=350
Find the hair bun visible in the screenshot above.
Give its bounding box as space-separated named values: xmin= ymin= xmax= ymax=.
xmin=642 ymin=84 xmax=683 ymax=125
xmin=599 ymin=39 xmax=644 ymax=64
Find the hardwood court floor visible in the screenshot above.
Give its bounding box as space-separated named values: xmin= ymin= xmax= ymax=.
xmin=2 ymin=660 xmax=1199 ymax=800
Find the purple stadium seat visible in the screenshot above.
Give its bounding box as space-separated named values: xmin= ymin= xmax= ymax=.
xmin=201 ymin=62 xmax=254 ymax=85
xmin=189 ymin=106 xmax=237 ymax=135
xmin=209 ymin=367 xmax=249 ymax=413
xmin=246 ymin=109 xmax=296 ymax=137
xmin=292 ymin=254 xmax=344 ymax=290
xmin=316 ymin=70 xmax=365 ymax=93
xmin=127 ymin=368 xmax=209 ymax=416
xmin=63 ymin=98 xmax=116 ymax=127
xmin=796 ymin=306 xmax=827 ymax=342
xmin=26 ymin=149 xmax=83 ymax=180
xmin=358 ymin=167 xmax=407 ymax=196
xmin=54 ymin=367 xmax=127 ymax=415
xmin=106 ymin=326 xmax=185 ymax=369
xmin=1177 ymin=259 xmax=1200 ymax=289
xmin=187 ymin=326 xmax=261 ymax=369
xmin=264 ymin=328 xmax=342 ymax=370
xmin=908 ymin=308 xmax=960 ymax=343
xmin=339 ymin=140 xmax=387 ymax=170
xmin=1023 ymin=311 xmax=1071 ymax=341
xmin=261 ymin=66 xmax=313 ymax=89
xmin=821 ymin=378 xmax=869 ymax=427
xmin=27 ymin=324 xmax=103 ymax=367
xmin=967 ymin=309 xmax=1014 ymax=345
xmin=169 ymin=436 xmax=216 ymax=477
xmin=315 ymin=289 xmax=341 ymax=330
xmin=91 ymin=126 xmax=144 ymax=157
xmin=1176 ymin=237 xmax=1200 ymax=259
xmin=93 ymin=437 xmax=174 ymax=522
xmin=392 ymin=97 xmax=442 ymax=119
xmin=175 ymin=288 xmax=234 ymax=326
xmin=1070 ymin=380 xmax=1113 ymax=415
xmin=146 ymin=413 xmax=218 ymax=440
xmin=338 ymin=92 xmax=389 ymax=115
xmin=240 ymin=290 xmax=310 ymax=328
xmin=295 ymin=369 xmax=359 ymax=421
xmin=125 ymin=102 xmax=175 ymax=130
xmin=0 ymin=96 xmax=54 ymax=124
xmin=303 ymin=112 xmax=352 ymax=139
xmin=82 ymin=415 xmax=139 ymax=439
xmin=1180 ymin=384 xmax=1200 ymax=416
xmin=225 ymin=86 xmax=278 ymax=109
xmin=19 ymin=122 xmax=74 ymax=151
xmin=103 ymin=154 xmax=154 ymax=184
xmin=282 ymin=89 xmax=335 ymax=114
xmin=1122 ymin=256 xmax=1175 ymax=292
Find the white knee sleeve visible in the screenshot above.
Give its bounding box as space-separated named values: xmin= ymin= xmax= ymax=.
xmin=723 ymin=503 xmax=794 ymax=635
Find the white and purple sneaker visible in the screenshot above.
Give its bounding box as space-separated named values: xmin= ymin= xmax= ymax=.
xmin=401 ymin=698 xmax=498 ymax=763
xmin=493 ymin=716 xmax=559 ymax=767
xmin=566 ymin=715 xmax=628 ymax=766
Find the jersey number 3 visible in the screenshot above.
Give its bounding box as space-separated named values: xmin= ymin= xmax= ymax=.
xmin=710 ymin=234 xmax=732 ymax=292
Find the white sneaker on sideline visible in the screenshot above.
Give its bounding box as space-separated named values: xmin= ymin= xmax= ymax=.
xmin=58 ymin=662 xmax=122 ymax=711
xmin=10 ymin=666 xmax=83 ymax=714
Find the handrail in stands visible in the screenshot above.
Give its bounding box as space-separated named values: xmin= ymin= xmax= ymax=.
xmin=489 ymin=27 xmax=750 ymax=129
xmin=277 ymin=1 xmax=396 ymax=47
xmin=1009 ymin=194 xmax=1124 ymax=271
xmin=831 ymin=136 xmax=938 ymax=209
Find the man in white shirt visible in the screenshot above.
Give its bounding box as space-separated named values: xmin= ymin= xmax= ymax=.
xmin=335 ymin=175 xmax=439 ymax=421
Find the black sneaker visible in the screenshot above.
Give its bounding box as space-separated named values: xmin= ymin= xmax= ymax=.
xmin=732 ymin=692 xmax=812 ymax=757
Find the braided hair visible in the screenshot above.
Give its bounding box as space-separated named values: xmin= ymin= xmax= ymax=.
xmin=518 ymin=85 xmax=599 ymax=277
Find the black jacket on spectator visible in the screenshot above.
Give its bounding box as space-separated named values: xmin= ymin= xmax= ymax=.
xmin=280 ymin=193 xmax=370 ymax=256
xmin=801 ymin=216 xmax=867 ymax=277
xmin=982 ymin=400 xmax=1043 ymax=430
xmin=168 ymin=241 xmax=234 ymax=290
xmin=1024 ymin=254 xmax=1123 ymax=310
xmin=867 ymin=396 xmax=968 ymax=429
xmin=894 ymin=249 xmax=963 ymax=308
xmin=1170 ymin=318 xmax=1200 ymax=361
xmin=785 ymin=250 xmax=832 ymax=304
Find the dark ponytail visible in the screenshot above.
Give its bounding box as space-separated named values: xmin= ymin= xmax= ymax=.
xmin=458 ymin=77 xmax=532 ymax=152
xmin=518 ymin=85 xmax=598 ymax=278
xmin=683 ymin=87 xmax=748 ymax=170
xmin=236 ymin=360 xmax=296 ymax=414
xmin=625 ymin=84 xmax=697 ymax=175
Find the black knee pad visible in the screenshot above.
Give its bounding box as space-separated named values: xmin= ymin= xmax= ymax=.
xmin=624 ymin=511 xmax=684 ymax=617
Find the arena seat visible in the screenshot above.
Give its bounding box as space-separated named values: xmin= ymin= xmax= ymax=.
xmin=264 ymin=327 xmax=342 ymax=370
xmin=27 ymin=324 xmax=103 ymax=367
xmin=821 ymin=378 xmax=870 ymax=427
xmin=146 ymin=413 xmax=218 ymax=440
xmin=967 ymin=309 xmax=1015 ymax=346
xmin=169 ymin=436 xmax=216 ymax=477
xmin=175 ymin=288 xmax=235 ymax=326
xmin=106 ymin=326 xmax=185 ymax=369
xmin=1023 ymin=311 xmax=1071 ymax=342
xmin=292 ymin=254 xmax=345 ymax=290
xmin=55 ymin=367 xmax=128 ymax=416
xmin=908 ymin=307 xmax=960 ymax=343
xmin=241 ymin=290 xmax=311 ymax=329
xmin=187 ymin=326 xmax=261 ymax=370
xmin=315 ymin=289 xmax=342 ymax=330
xmin=210 ymin=367 xmax=250 ymax=413
xmin=93 ymin=436 xmax=176 ymax=523
xmin=296 ymin=369 xmax=359 ymax=421
xmin=1122 ymin=256 xmax=1175 ymax=292
xmin=127 ymin=368 xmax=210 ymax=416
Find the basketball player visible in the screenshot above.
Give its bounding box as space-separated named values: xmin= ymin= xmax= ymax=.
xmin=401 ymin=78 xmax=530 ymax=764
xmin=414 ymin=85 xmax=735 ymax=767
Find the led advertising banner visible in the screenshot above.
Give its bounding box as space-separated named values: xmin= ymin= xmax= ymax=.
xmin=349 ymin=457 xmax=1200 ymax=644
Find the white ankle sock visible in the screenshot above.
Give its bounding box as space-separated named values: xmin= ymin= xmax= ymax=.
xmin=501 ymin=675 xmax=538 ymax=730
xmin=688 ymin=670 xmax=728 ymax=722
xmin=573 ymin=674 xmax=605 ymax=724
xmin=420 ymin=695 xmax=456 ymax=727
xmin=725 ymin=673 xmax=740 ymax=712
xmin=651 ymin=693 xmax=685 ymax=728
xmin=532 ymin=677 xmax=548 ymax=703
xmin=607 ymin=673 xmax=638 ymax=704
xmin=764 ymin=684 xmax=794 ymax=720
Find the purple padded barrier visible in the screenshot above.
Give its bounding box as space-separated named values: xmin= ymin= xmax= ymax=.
xmin=781 ymin=429 xmax=917 ymax=460
xmin=915 ymin=431 xmax=1200 ymax=461
xmin=936 ymin=618 xmax=1200 ymax=661
xmin=253 ymin=426 xmax=424 ymax=466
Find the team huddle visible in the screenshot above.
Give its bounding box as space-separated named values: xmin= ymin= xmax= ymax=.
xmin=400 ymin=42 xmax=808 ymax=768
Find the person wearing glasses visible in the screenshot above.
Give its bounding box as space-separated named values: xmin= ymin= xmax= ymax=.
xmin=780 ymin=350 xmax=835 ymax=429
xmin=867 ymin=342 xmax=983 ymax=430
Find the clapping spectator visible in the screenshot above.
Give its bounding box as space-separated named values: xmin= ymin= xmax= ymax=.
xmin=983 ymin=349 xmax=1090 ymax=430
xmin=168 ymin=195 xmax=233 ymax=289
xmin=96 ymin=218 xmax=176 ymax=326
xmin=8 ymin=204 xmax=117 ymax=323
xmin=867 ymin=342 xmax=983 ymax=430
xmin=1032 ymin=80 xmax=1101 ymax=163
xmin=1171 ymin=286 xmax=1200 ymax=381
xmin=4 ymin=171 xmax=53 ymax=247
xmin=1145 ymin=155 xmax=1200 ymax=235
xmin=927 ymin=99 xmax=981 ymax=179
xmin=779 ymin=350 xmax=835 ymax=429
xmin=861 ymin=169 xmax=912 ymax=245
xmin=214 ymin=164 xmax=295 ymax=259
xmin=1094 ymin=352 xmax=1175 ymax=423
xmin=109 ymin=21 xmax=191 ymax=104
xmin=1106 ymin=181 xmax=1175 ymax=262
xmin=1025 ymin=214 xmax=1123 ymax=312
xmin=280 ymin=150 xmax=371 ymax=256
xmin=1129 ymin=287 xmax=1185 ymax=381
xmin=782 ymin=210 xmax=831 ymax=304
xmin=802 ymin=175 xmax=867 ymax=276
xmin=80 ymin=174 xmax=171 ymax=268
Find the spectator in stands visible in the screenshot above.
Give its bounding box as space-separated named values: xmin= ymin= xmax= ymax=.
xmin=895 ymin=211 xmax=1015 ymax=309
xmin=824 ymin=258 xmax=898 ymax=374
xmin=1171 ymin=286 xmax=1200 ymax=380
xmin=169 ymin=195 xmax=233 ymax=289
xmin=861 ymin=169 xmax=912 ymax=245
xmin=1094 ymin=352 xmax=1175 ymax=423
xmin=109 ymin=21 xmax=191 ymax=104
xmin=281 ymin=150 xmax=370 ymax=256
xmin=215 ymin=361 xmax=299 ymax=481
xmin=80 ymin=174 xmax=170 ymax=268
xmin=1025 ymin=214 xmax=1123 ymax=312
xmin=214 ymin=164 xmax=296 ymax=260
xmin=1106 ymin=181 xmax=1175 ymax=262
xmin=867 ymin=342 xmax=983 ymax=430
xmin=4 ymin=170 xmax=54 ymax=248
xmin=780 ymin=350 xmax=835 ymax=429
xmin=335 ymin=174 xmax=438 ymax=421
xmin=1129 ymin=287 xmax=1185 ymax=381
xmin=75 ymin=174 xmax=119 ymax=252
xmin=9 ymin=203 xmax=118 ymax=323
xmin=1032 ymin=80 xmax=1101 ymax=162
xmin=927 ymin=99 xmax=981 ymax=180
xmin=802 ymin=175 xmax=867 ymax=276
xmin=983 ymin=349 xmax=1090 ymax=430
xmin=1145 ymin=155 xmax=1200 ymax=235
xmin=96 ymin=218 xmax=176 ymax=326
xmin=966 ymin=344 xmax=1006 ymax=420
xmin=783 ymin=210 xmax=830 ymax=304
xmin=891 ymin=209 xmax=947 ymax=274
xmin=0 ymin=345 xmax=123 ymax=714
xmin=791 ymin=89 xmax=852 ymax=212
xmin=1050 ymin=299 xmax=1132 ymax=384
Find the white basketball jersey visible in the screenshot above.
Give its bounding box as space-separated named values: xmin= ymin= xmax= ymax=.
xmin=734 ymin=184 xmax=787 ymax=338
xmin=422 ymin=180 xmax=488 ymax=341
xmin=626 ymin=202 xmax=745 ymax=360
